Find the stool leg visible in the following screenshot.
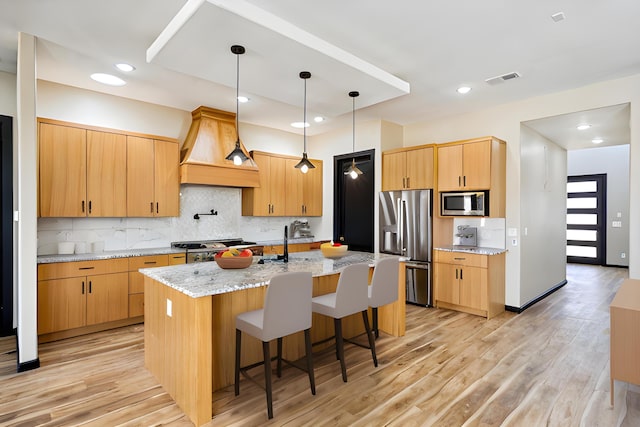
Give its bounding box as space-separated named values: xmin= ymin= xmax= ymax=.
xmin=334 ymin=318 xmax=347 ymax=382
xmin=277 ymin=337 xmax=283 ymax=378
xmin=234 ymin=329 xmax=241 ymax=396
xmin=263 ymin=341 xmax=273 ymax=419
xmin=362 ymin=310 xmax=378 ymax=367
xmin=304 ymin=329 xmax=316 ymax=395
xmin=372 ymin=306 xmax=379 ymax=339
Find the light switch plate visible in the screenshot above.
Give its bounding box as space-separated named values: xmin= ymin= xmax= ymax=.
xmin=508 ymin=228 xmax=517 ymax=237
xmin=612 ymin=221 xmax=622 ymax=228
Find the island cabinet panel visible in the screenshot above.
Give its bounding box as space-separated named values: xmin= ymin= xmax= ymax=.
xmin=433 ymin=250 xmax=504 ymax=319
xmin=382 ymin=145 xmax=434 ymax=191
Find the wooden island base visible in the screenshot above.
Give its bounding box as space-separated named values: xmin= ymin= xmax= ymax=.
xmin=144 ymin=266 xmax=405 ymax=426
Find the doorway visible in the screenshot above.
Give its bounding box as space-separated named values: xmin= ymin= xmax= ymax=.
xmin=333 ymin=149 xmax=375 ymax=252
xmin=567 ymin=174 xmax=607 ymax=265
xmin=1 ymin=115 xmax=13 ymax=336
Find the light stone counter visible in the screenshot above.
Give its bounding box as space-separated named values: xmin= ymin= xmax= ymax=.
xmin=37 ymin=247 xmax=186 ymax=264
xmin=434 ymin=246 xmax=507 ymax=256
xmin=140 ymin=250 xmax=393 ymax=298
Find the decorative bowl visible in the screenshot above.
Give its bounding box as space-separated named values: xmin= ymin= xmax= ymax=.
xmin=214 ymin=255 xmax=254 ymax=269
xmin=320 ymin=243 xmax=348 ymax=258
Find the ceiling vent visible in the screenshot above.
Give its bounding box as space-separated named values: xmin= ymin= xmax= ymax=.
xmin=485 ymin=72 xmax=521 ymax=86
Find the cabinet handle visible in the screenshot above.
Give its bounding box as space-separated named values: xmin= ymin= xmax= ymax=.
xmin=150 ymin=202 xmax=154 ymax=213
xmin=407 ymin=177 xmax=410 ymax=188
xmin=454 ymin=257 xmax=466 ymax=261
xmin=82 ymin=200 xmax=85 ymax=213
xmin=455 ymin=269 xmax=458 ymax=280
xmin=79 ymin=266 xmax=95 ymax=270
xmin=89 ymin=281 xmax=92 ymax=293
xmin=460 ymin=269 xmax=463 ymax=280
xmin=458 ymin=176 xmax=461 ymax=187
xmin=82 ymin=281 xmax=85 ymax=294
xmin=144 ymin=261 xmax=157 ymax=265
xmin=463 ymin=176 xmax=466 ymax=187
xmin=402 ymin=177 xmax=406 ymax=188
xmin=88 ymin=200 xmax=92 ymax=214
xmin=156 ymin=202 xmax=159 ymax=214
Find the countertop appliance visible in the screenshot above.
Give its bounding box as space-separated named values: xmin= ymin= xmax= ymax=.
xmin=440 ymin=190 xmax=489 ymax=216
xmin=379 ymin=189 xmax=432 ymax=306
xmin=171 ymin=239 xmax=263 ymax=263
xmin=289 ymin=220 xmax=313 ymax=238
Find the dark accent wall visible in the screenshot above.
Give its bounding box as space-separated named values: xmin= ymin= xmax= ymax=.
xmin=1 ymin=115 xmax=14 ymax=336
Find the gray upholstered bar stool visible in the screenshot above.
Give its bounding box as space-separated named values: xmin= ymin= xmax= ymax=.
xmin=235 ymin=271 xmax=315 ymax=420
xmin=311 ymin=262 xmax=377 ymax=382
xmin=368 ymin=257 xmax=400 ymax=338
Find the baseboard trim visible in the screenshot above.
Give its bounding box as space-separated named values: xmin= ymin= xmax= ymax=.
xmin=506 ymin=279 xmax=568 ymax=314
xmin=17 ymin=358 xmax=40 ymax=372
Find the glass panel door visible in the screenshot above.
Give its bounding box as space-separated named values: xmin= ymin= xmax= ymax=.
xmin=567 ymin=174 xmax=606 ymax=265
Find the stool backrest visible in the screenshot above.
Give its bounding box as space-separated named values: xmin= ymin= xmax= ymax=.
xmin=263 ymin=271 xmax=313 ymax=341
xmin=369 ymin=257 xmax=400 ymax=307
xmin=333 ymin=263 xmax=370 ymax=318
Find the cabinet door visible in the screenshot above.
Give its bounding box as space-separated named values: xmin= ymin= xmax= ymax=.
xmin=285 ymin=158 xmax=304 ymax=216
xmin=434 ymin=263 xmax=459 ymax=305
xmin=86 ymin=272 xmax=129 ymax=325
xmin=154 ymin=139 xmax=180 ymax=216
xmin=127 ymin=136 xmax=155 ymax=217
xmin=462 ymin=140 xmax=491 ymax=189
xmin=437 ymin=144 xmax=463 ymax=191
xmin=302 ymin=159 xmax=323 ymax=216
xmin=37 ymin=277 xmax=86 ymax=334
xmin=406 ymin=147 xmax=434 ymax=189
xmin=458 ymin=266 xmax=487 ymax=310
xmin=269 ymin=156 xmax=287 ymax=216
xmin=39 ymin=123 xmax=87 ymax=217
xmin=382 ymin=151 xmax=406 ymax=191
xmin=86 ymin=130 xmax=127 ymax=217
xmin=248 ymin=153 xmax=273 ymax=216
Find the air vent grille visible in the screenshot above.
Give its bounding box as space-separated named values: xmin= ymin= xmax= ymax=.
xmin=485 ymin=72 xmax=521 ymax=85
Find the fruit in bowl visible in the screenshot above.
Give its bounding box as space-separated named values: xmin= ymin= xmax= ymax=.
xmin=214 ymin=248 xmax=253 ymax=269
xmin=320 ymin=242 xmax=348 ymax=258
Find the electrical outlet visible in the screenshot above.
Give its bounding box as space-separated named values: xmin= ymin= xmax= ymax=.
xmin=512 ymin=238 xmax=518 ymax=246
xmin=621 ymin=252 xmax=626 ymax=259
xmin=612 ymin=221 xmax=622 ymax=228
xmin=167 ymin=299 xmax=172 ymax=317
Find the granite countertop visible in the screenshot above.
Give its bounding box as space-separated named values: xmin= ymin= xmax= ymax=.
xmin=140 ymin=250 xmax=395 ymax=298
xmin=435 ymin=246 xmax=507 ymax=256
xmin=256 ymin=237 xmax=323 ymax=246
xmin=37 ymin=247 xmax=187 ymax=264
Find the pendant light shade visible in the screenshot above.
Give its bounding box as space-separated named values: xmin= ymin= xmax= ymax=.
xmin=345 ymin=91 xmax=363 ymax=179
xmin=294 ymin=71 xmax=315 ymax=173
xmin=225 ymin=45 xmax=249 ymax=166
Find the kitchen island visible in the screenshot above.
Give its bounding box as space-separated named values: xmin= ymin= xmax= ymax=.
xmin=141 ymin=250 xmax=403 ymax=426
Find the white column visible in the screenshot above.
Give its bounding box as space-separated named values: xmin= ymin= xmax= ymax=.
xmin=16 ymin=32 xmax=38 ymax=368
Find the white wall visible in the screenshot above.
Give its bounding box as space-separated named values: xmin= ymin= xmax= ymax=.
xmin=520 ymin=125 xmax=567 ymax=305
xmin=0 ymin=71 xmax=16 ymax=115
xmin=404 ymin=72 xmax=640 ymax=307
xmin=568 ymin=145 xmax=630 ymax=266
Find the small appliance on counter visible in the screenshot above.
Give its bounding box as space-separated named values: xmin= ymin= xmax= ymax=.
xmin=289 ymin=220 xmax=313 ymax=238
xmin=455 ymin=225 xmax=477 ymax=248
xmin=172 ymin=239 xmax=264 ymax=263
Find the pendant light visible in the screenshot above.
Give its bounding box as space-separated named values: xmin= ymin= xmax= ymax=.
xmin=294 ymin=71 xmax=315 ymax=173
xmin=345 ymin=91 xmax=363 ymax=179
xmin=225 ymin=45 xmax=249 ymax=166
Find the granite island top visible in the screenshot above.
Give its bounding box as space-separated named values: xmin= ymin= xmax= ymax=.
xmin=140 ymin=250 xmax=395 ymax=298
xmin=435 ymin=246 xmax=507 ymax=256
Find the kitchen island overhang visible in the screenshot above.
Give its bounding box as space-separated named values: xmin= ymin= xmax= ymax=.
xmin=141 ymin=250 xmax=405 ymax=426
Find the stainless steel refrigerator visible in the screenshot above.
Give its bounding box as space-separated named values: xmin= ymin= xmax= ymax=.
xmin=379 ymin=190 xmax=432 ymax=306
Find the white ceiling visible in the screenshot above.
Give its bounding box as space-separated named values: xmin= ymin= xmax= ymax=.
xmin=1 ymin=0 xmax=639 ymax=148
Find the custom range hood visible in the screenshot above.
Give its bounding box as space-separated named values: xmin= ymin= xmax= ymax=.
xmin=179 ymin=106 xmax=260 ymax=187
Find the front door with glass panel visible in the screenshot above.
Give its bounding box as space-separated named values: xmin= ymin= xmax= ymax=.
xmin=566 ymin=174 xmax=606 ymax=265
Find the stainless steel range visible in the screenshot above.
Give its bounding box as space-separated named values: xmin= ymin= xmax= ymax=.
xmin=171 ymin=239 xmax=264 ymax=263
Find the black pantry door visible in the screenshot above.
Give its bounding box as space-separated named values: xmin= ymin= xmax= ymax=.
xmin=1 ymin=115 xmax=13 ymax=336
xmin=333 ymin=149 xmax=375 ymax=252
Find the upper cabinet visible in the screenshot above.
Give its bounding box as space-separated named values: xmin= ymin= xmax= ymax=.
xmin=127 ymin=136 xmax=180 ymax=217
xmin=242 ymin=151 xmax=323 ymax=217
xmin=39 ymin=122 xmax=127 ymax=217
xmin=38 ymin=118 xmax=179 ymax=218
xmin=382 ymin=145 xmax=434 ymax=191
xmin=436 ymin=136 xmax=506 ymax=217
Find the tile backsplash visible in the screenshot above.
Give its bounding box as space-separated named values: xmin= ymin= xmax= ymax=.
xmin=452 ymin=218 xmax=505 ymax=249
xmin=37 ymin=185 xmax=321 ymax=255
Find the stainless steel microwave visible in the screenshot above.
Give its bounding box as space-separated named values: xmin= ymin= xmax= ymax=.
xmin=440 ymin=191 xmax=489 ymax=216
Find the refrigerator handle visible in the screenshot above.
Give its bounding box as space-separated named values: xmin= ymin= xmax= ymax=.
xmin=397 ymin=197 xmax=403 ymax=256
xmin=400 ymin=199 xmax=407 ymax=256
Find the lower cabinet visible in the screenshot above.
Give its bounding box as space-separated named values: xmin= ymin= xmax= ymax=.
xmin=37 ymin=258 xmax=129 ymax=335
xmin=433 ymin=250 xmax=505 ymax=319
xmin=128 ymin=254 xmax=171 ymax=318
xmin=262 ymin=241 xmax=323 ymax=255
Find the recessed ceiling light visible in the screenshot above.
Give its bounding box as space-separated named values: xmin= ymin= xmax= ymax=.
xmin=115 ymin=63 xmax=135 ymax=72
xmin=457 ymin=86 xmax=472 ymax=94
xmin=314 ymin=116 xmax=325 ymax=123
xmin=291 ymin=122 xmax=309 ymax=129
xmin=592 ymin=138 xmax=604 ymax=144
xmin=576 ymin=123 xmax=591 ymax=130
xmin=90 ymin=73 xmax=126 ymax=86
xmin=551 ymin=12 xmax=566 ymax=22
xmin=237 ymin=96 xmax=250 ymax=103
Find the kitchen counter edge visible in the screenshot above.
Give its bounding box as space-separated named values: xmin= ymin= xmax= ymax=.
xmin=434 ymin=246 xmax=507 ymax=256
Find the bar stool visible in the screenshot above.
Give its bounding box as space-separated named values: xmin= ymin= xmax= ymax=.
xmin=312 ymin=263 xmax=377 ymax=382
xmin=368 ymin=257 xmax=400 ymax=338
xmin=235 ymin=271 xmax=315 ymax=419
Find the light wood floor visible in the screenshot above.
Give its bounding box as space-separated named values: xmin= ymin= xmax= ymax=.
xmin=1 ymin=264 xmax=638 ymax=426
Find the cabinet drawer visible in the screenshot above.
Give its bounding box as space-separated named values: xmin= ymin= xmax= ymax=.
xmin=129 ymin=254 xmax=169 ymax=271
xmin=38 ymin=258 xmax=128 ymax=280
xmin=169 ymin=253 xmax=186 ymax=265
xmin=433 ymin=251 xmax=487 ymax=268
